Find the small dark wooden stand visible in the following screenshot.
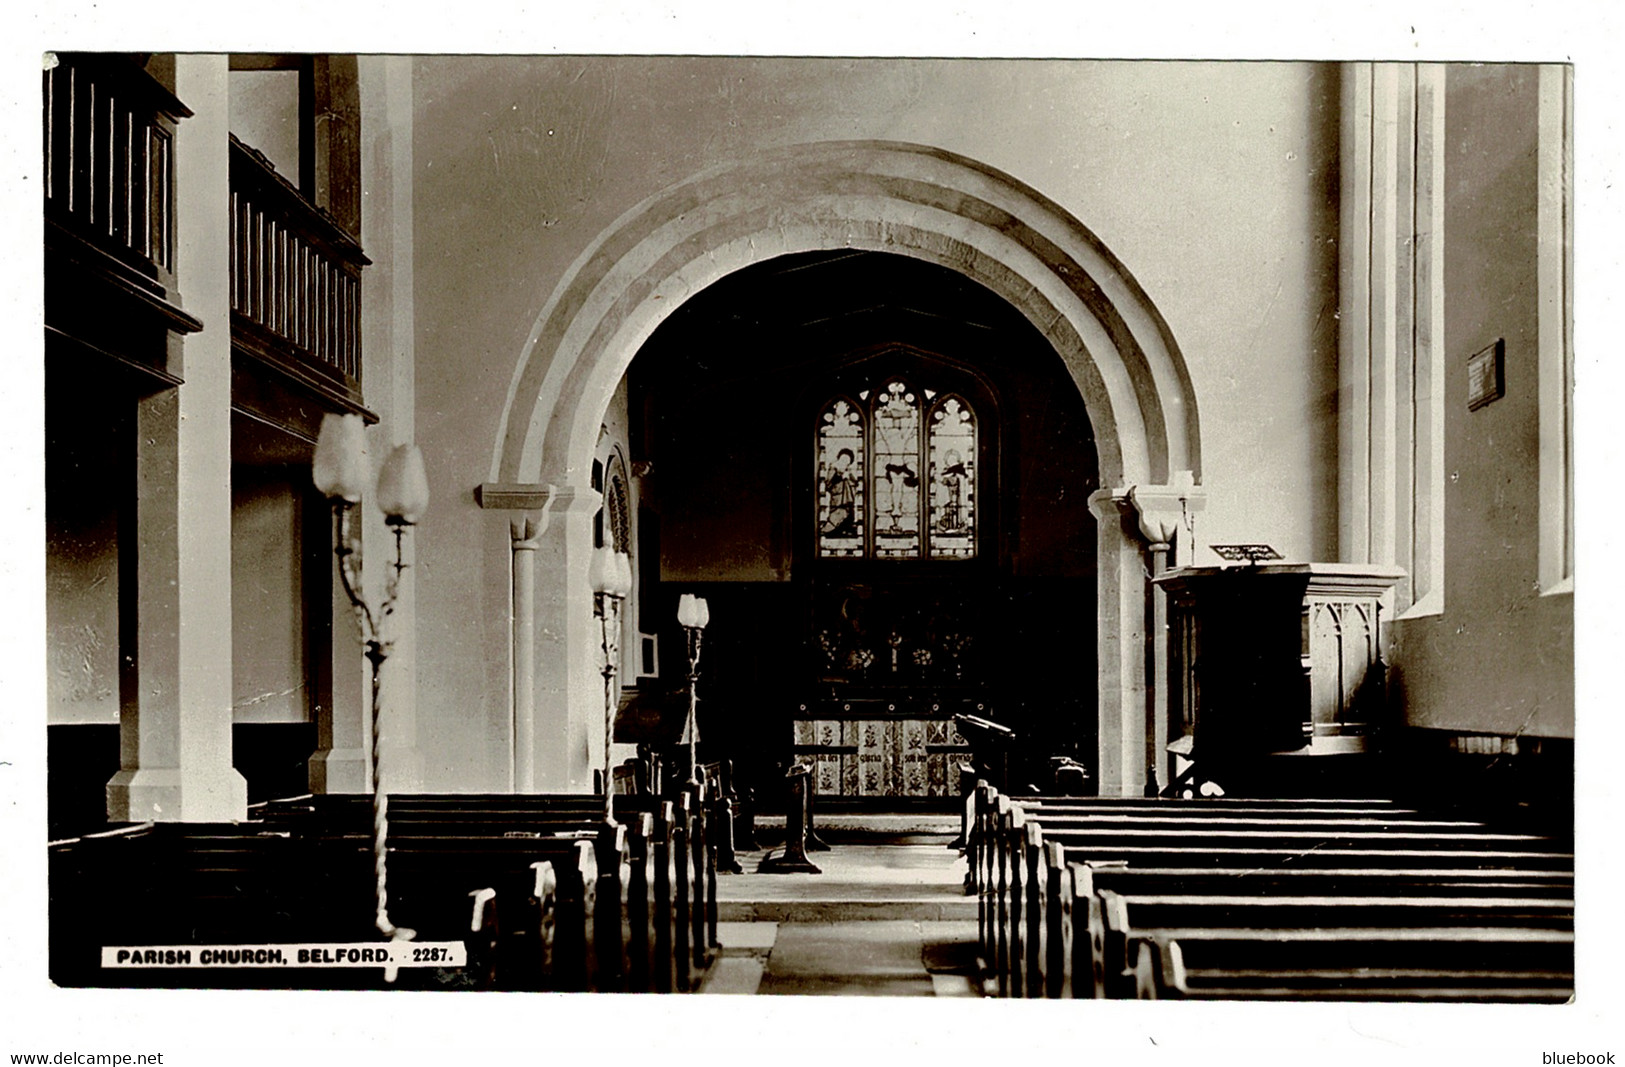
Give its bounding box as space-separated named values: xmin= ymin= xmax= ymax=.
xmin=758 ymin=763 xmax=822 ymax=874
xmin=804 ymin=770 xmax=831 ymax=852
xmin=949 ymin=762 xmax=977 ymax=849
xmin=954 ymin=713 xmax=1017 ymax=793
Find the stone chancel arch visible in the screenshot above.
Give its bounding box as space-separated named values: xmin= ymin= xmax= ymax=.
xmin=484 ymin=140 xmax=1206 ymax=796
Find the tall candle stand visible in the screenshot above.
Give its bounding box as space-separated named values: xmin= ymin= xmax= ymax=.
xmin=313 ymin=414 xmax=429 ymax=961
xmin=592 ymin=548 xmax=632 ymax=824
xmin=332 ymin=505 xmax=414 ymax=942
xmin=676 ymin=594 xmax=709 ymax=785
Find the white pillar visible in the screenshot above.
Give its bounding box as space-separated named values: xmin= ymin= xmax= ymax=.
xmin=1088 ymin=488 xmax=1147 ymax=798
xmin=1128 ymin=476 xmax=1204 ymax=795
xmin=356 ymin=55 xmax=421 ymax=792
xmin=511 ymin=515 xmax=541 ymax=792
xmin=528 ymin=486 xmax=601 ymax=791
xmin=107 ymin=54 xmax=247 ymax=823
xmin=309 ymin=527 xmax=372 ymax=793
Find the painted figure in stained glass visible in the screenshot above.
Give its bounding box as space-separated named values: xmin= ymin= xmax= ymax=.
xmin=928 ymin=396 xmax=976 ymax=559
xmin=872 ymin=380 xmax=922 ymax=558
xmin=938 ymin=450 xmax=968 ymax=531
xmin=822 ymin=448 xmax=859 ymax=537
xmin=878 ymin=462 xmax=920 ymax=534
xmin=817 ymin=399 xmax=865 ymax=557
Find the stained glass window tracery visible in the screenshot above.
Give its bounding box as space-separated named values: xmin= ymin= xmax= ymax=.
xmin=815 ymin=376 xmax=977 ymax=560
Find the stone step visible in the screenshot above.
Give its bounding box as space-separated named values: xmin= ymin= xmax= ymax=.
xmin=715 ymin=841 xmax=974 ymax=922
xmin=718 ymin=898 xmax=975 ymax=922
xmin=750 ymin=814 xmax=962 ymax=837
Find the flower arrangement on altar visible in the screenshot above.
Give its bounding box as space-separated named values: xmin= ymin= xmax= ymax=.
xmin=941 ymin=632 xmax=971 ymax=681
xmin=817 ymin=630 xmax=840 ymax=667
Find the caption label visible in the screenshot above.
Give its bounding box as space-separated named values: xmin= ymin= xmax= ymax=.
xmin=101 ymin=942 xmax=466 ymax=969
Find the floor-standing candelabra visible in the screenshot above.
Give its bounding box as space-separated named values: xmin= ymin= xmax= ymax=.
xmin=591 ymin=547 xmax=633 ymax=823
xmin=313 ymin=413 xmax=429 ymax=952
xmin=676 ymin=594 xmax=709 ymax=784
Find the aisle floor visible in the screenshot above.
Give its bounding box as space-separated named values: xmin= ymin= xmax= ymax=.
xmin=700 ymin=835 xmax=982 ymax=996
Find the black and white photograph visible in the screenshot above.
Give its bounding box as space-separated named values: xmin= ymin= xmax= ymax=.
xmin=6 ymin=3 xmax=1621 ymax=1064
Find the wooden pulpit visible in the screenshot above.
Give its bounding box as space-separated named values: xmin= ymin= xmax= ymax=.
xmin=1154 ymin=563 xmax=1403 ymax=784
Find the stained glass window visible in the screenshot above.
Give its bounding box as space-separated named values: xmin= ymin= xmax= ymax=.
xmin=928 ymin=396 xmax=976 ymax=558
xmin=604 ymin=453 xmax=631 ymax=552
xmin=815 ymin=376 xmax=978 ymax=560
xmin=816 ymin=398 xmax=865 ymax=557
xmin=871 ymin=380 xmax=922 ymax=559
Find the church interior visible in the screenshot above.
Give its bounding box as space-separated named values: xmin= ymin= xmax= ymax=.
xmin=41 ymin=53 xmax=1577 ymax=1001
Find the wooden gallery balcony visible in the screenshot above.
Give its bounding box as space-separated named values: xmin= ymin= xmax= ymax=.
xmin=230 ymin=134 xmax=371 ymax=427
xmin=44 ymin=53 xmax=201 ymax=382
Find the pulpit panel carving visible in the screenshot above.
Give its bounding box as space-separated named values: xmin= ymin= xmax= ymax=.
xmin=1307 ymin=599 xmax=1380 ymax=734
xmin=1157 ymin=564 xmax=1402 ymax=760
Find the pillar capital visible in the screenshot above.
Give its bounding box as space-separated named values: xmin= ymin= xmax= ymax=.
xmin=510 ymin=515 xmax=543 ymax=546
xmin=1087 ymin=486 xmax=1134 ymax=522
xmin=1127 ymin=472 xmax=1205 ymax=552
xmin=477 ymin=481 xmax=600 ymax=518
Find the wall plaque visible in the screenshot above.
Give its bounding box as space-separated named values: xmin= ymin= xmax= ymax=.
xmin=1467 ymin=339 xmax=1505 ymax=411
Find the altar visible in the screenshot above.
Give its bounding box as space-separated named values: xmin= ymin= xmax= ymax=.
xmin=791 ymin=700 xmax=974 ymax=799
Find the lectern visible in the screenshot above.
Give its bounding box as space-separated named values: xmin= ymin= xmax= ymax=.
xmin=1154 ymin=563 xmax=1403 ymax=787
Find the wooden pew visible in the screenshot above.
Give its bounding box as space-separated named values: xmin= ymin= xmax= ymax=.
xmin=988 ymin=799 xmax=1562 ymax=917
xmin=248 ymin=802 xmax=614 ymax=990
xmin=51 ymin=822 xmax=428 ymax=989
xmin=51 ymin=787 xmax=721 ymax=993
xmin=967 ymin=788 xmax=1483 ymax=994
xmin=964 ymin=784 xmax=1472 ymax=957
xmin=1004 ymin=818 xmax=1567 ymax=988
xmin=1095 ymin=889 xmax=1572 ymax=999
xmin=1035 ymin=856 xmax=1574 ymax=1000
xmin=256 ymin=786 xmax=719 ymax=990
xmin=700 ymin=760 xmax=745 ymax=875
xmin=966 ymin=786 xmax=1572 ymax=1001
xmin=1141 ymin=925 xmax=1574 ymax=1002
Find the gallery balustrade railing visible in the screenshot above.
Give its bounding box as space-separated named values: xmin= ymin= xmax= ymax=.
xmin=230 ymin=134 xmax=368 ymax=389
xmin=44 ymin=53 xmax=184 ymax=286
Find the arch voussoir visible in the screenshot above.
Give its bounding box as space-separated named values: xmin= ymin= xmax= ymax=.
xmin=492 ymin=140 xmax=1201 ymax=797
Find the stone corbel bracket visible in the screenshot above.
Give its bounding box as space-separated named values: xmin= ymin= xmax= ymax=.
xmin=1127 ymin=470 xmax=1206 ymax=559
